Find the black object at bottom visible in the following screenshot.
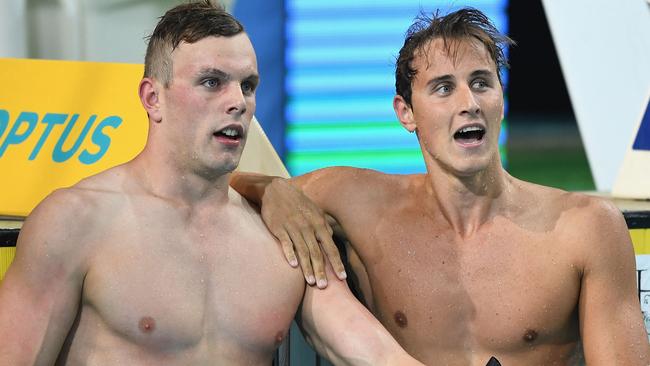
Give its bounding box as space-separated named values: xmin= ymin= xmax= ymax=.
xmin=486 ymin=356 xmax=501 ymax=366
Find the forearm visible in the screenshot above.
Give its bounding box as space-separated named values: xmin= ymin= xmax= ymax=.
xmin=308 ymin=315 xmax=417 ymax=366
xmin=229 ymin=171 xmax=282 ymax=205
xmin=301 ymin=265 xmax=422 ymax=366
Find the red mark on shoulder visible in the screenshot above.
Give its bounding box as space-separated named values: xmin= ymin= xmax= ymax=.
xmin=139 ymin=316 xmax=156 ymax=333
xmin=394 ymin=310 xmax=408 ymax=328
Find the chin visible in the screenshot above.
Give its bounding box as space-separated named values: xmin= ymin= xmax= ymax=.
xmin=225 ymin=155 xmax=244 ymax=172
xmin=196 ymin=157 xmax=240 ymax=178
xmin=216 ymin=159 xmax=239 ymax=175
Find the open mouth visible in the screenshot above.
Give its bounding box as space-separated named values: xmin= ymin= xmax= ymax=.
xmin=453 ymin=125 xmax=486 ymax=145
xmin=213 ymin=125 xmax=244 ymax=142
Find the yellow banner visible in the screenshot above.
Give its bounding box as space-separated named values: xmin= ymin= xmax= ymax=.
xmin=631 ymin=229 xmax=650 ymax=255
xmin=0 ymin=58 xmax=287 ymax=218
xmin=0 ymin=58 xmax=147 ymax=217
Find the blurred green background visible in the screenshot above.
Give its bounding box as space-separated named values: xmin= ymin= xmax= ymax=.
xmin=507 ymin=117 xmax=595 ymax=192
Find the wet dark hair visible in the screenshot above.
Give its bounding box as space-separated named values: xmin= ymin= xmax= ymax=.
xmin=144 ymin=0 xmax=244 ymax=87
xmin=395 ymin=8 xmax=515 ymax=106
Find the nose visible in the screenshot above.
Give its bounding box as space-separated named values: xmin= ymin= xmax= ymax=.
xmin=225 ymin=83 xmax=247 ymax=116
xmin=458 ymin=85 xmax=480 ymax=117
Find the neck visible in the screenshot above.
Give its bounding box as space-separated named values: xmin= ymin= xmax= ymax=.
xmin=130 ymin=146 xmax=232 ymax=208
xmin=423 ymin=157 xmax=512 ymax=238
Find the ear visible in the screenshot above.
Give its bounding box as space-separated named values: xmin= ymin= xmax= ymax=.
xmin=139 ymin=77 xmax=162 ymax=123
xmin=393 ymin=94 xmax=416 ymax=132
xmin=499 ymin=98 xmax=505 ymax=124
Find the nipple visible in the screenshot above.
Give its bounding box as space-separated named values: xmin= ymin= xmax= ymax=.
xmin=275 ymin=331 xmax=286 ymax=345
xmin=523 ymin=329 xmax=538 ymax=342
xmin=138 ymin=316 xmax=156 ymax=333
xmin=394 ymin=310 xmax=408 ymax=328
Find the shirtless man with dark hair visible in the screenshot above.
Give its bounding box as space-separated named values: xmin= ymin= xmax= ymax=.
xmin=232 ymin=8 xmax=650 ymax=365
xmin=0 ymin=2 xmax=422 ymax=365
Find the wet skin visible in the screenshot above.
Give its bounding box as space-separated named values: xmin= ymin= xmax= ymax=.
xmin=296 ymin=169 xmax=595 ymax=365
xmin=0 ymin=31 xmax=422 ymax=366
xmin=0 ymin=34 xmax=303 ymax=365
xmin=256 ymin=38 xmax=649 ymax=365
xmin=57 ymin=174 xmax=304 ymax=365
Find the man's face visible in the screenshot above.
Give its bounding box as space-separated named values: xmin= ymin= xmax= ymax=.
xmin=398 ymin=37 xmax=504 ymax=176
xmin=158 ymin=33 xmax=258 ymax=176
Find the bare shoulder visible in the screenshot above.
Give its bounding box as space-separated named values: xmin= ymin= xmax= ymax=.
xmin=513 ymin=179 xmax=622 ymax=228
xmin=18 ymin=165 xmax=132 ymax=262
xmin=542 ymin=186 xmax=626 ymax=237
xmin=73 ymin=163 xmax=131 ymax=193
xmin=514 ymin=179 xmax=630 ymax=263
xmin=557 ymin=191 xmax=631 ymax=257
xmin=294 ymin=166 xmax=415 ymax=203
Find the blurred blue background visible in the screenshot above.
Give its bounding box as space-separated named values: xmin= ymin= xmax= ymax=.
xmin=234 ymin=0 xmax=594 ymax=190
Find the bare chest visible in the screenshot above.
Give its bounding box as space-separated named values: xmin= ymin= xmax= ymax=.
xmin=347 ymin=216 xmax=581 ymax=355
xmin=78 ymin=209 xmax=304 ymax=356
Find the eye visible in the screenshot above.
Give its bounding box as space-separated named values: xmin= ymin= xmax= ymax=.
xmin=434 ymin=83 xmax=453 ymax=95
xmin=241 ymin=81 xmax=256 ymax=95
xmin=471 ymin=79 xmax=488 ymax=90
xmin=202 ymin=78 xmax=219 ymax=89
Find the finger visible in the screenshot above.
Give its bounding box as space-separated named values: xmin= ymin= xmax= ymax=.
xmin=286 ymin=224 xmax=315 ymax=285
xmin=325 ymin=215 xmax=338 ymax=236
xmin=316 ymin=229 xmax=346 ymax=280
xmin=306 ymin=210 xmax=334 ymax=237
xmin=303 ymin=228 xmax=327 ymax=289
xmin=275 ymin=230 xmax=298 ymax=267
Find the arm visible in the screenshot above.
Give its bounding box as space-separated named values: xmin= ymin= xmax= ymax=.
xmin=230 ymin=171 xmax=346 ymax=287
xmin=578 ymin=199 xmax=650 ymax=364
xmin=299 ymin=261 xmax=423 ymax=366
xmin=0 ymin=190 xmax=87 ymax=365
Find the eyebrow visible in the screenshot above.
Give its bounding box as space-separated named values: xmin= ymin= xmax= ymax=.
xmin=470 ymin=69 xmax=496 ymax=79
xmin=425 ymin=69 xmax=496 ymax=87
xmin=425 ymin=74 xmax=454 ymax=89
xmin=196 ymin=67 xmax=260 ymax=86
xmin=197 ymin=68 xmax=229 ymax=81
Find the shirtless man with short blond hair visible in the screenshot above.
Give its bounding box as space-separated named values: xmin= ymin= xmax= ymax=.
xmin=0 ymin=2 xmax=423 ymax=365
xmin=231 ymin=8 xmax=650 ymax=365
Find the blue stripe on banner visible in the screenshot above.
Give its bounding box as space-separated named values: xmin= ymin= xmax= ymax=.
xmin=285 ymin=0 xmax=510 ymax=176
xmin=233 ymin=0 xmax=286 ymax=158
xmin=287 ymin=68 xmax=394 ymax=95
xmin=288 ymin=0 xmax=506 ymax=14
xmin=287 ymin=96 xmax=396 ymax=123
xmin=286 ymin=127 xmax=417 ymax=152
xmin=633 ymin=99 xmax=650 ymax=151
